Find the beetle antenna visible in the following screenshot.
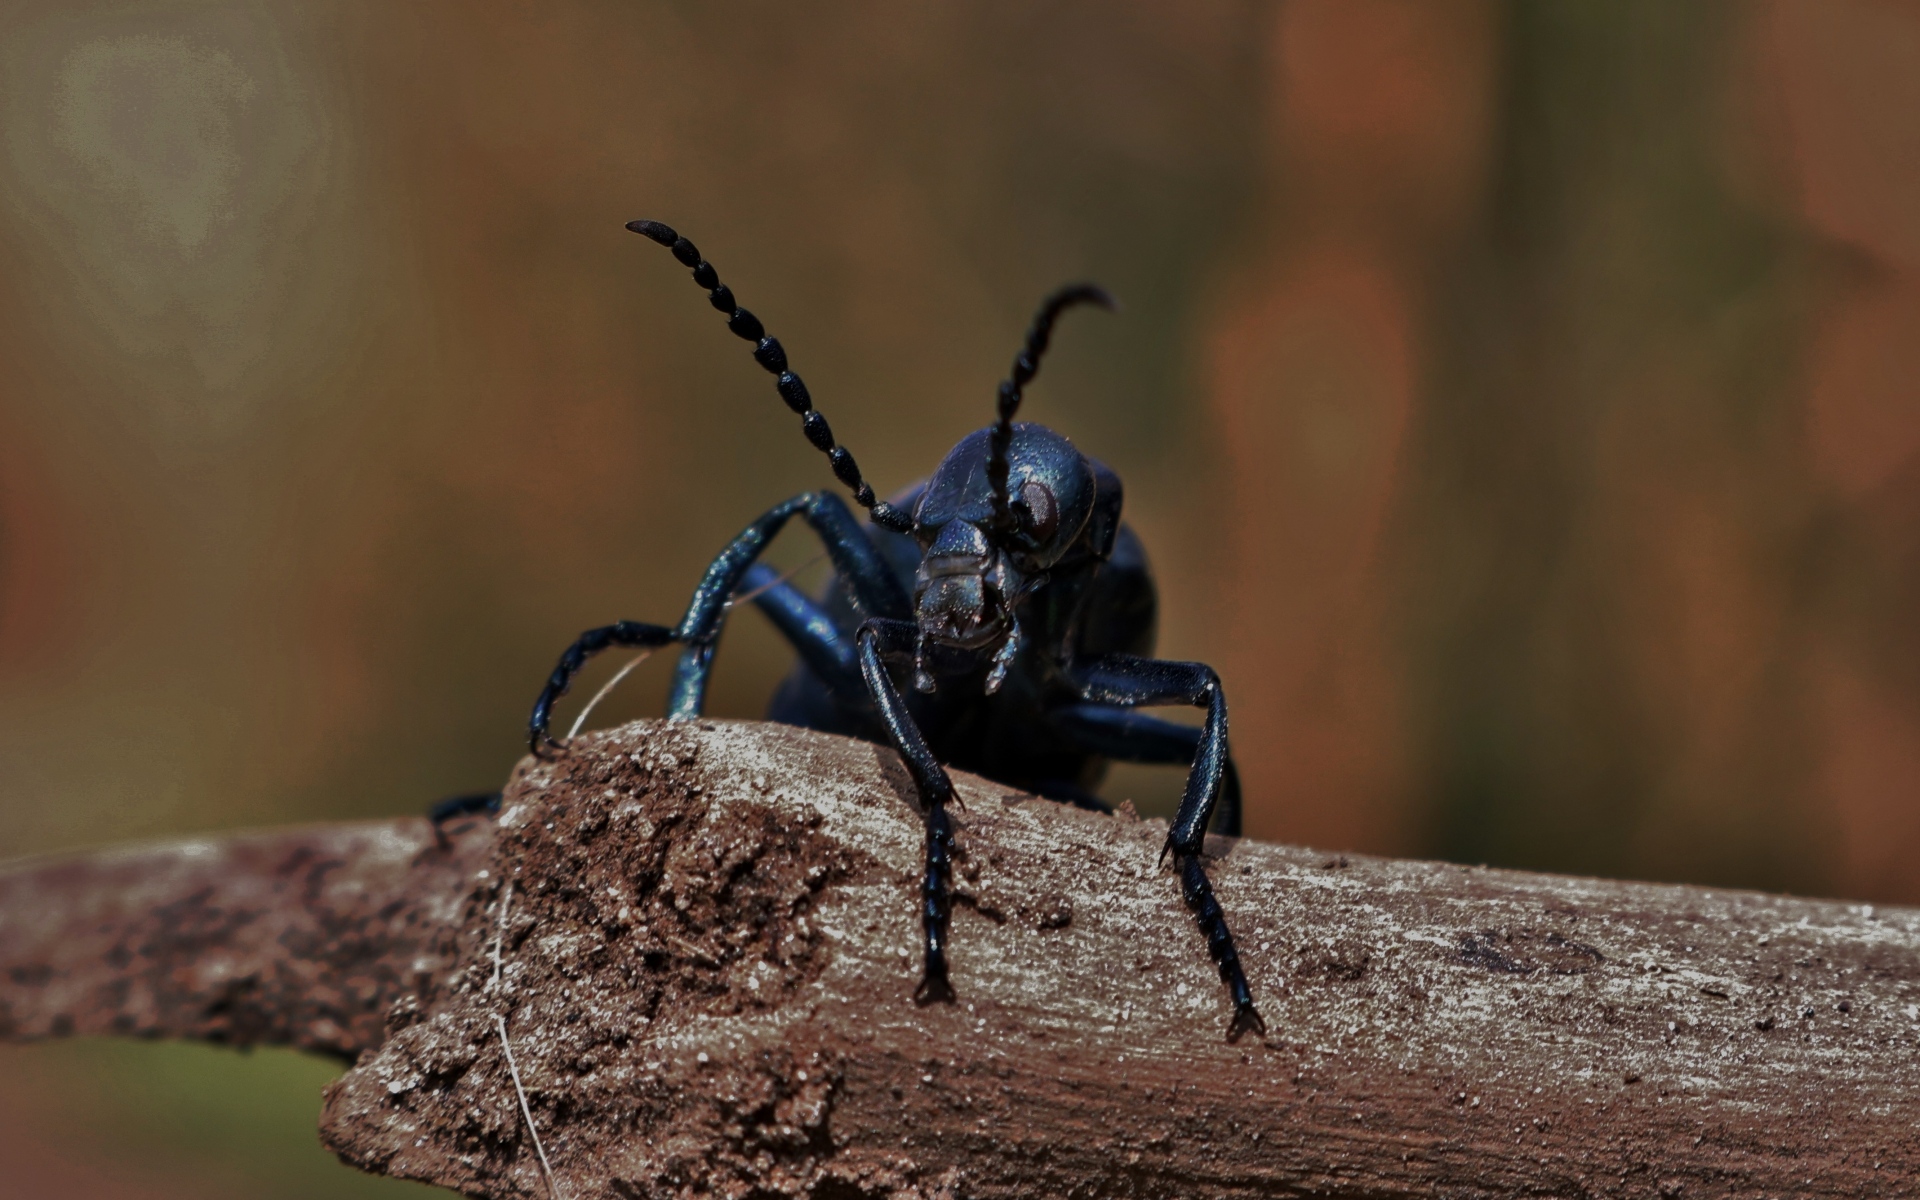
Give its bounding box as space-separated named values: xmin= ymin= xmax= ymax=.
xmin=987 ymin=283 xmax=1116 ymax=530
xmin=627 ymin=220 xmax=914 ymax=533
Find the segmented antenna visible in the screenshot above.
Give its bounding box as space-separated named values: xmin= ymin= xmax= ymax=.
xmin=986 ymin=283 xmax=1116 ymax=531
xmin=627 ymin=220 xmax=913 ymax=533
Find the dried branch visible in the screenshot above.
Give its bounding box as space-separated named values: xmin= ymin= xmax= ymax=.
xmin=5 ymin=720 xmax=1920 ymax=1197
xmin=0 ymin=813 xmax=490 ymax=1059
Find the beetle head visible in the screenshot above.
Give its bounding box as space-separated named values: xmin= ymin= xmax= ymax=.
xmin=910 ymin=423 xmax=1118 ymax=652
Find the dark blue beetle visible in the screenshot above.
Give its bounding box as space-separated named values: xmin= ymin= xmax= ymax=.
xmin=519 ymin=220 xmax=1263 ymax=1039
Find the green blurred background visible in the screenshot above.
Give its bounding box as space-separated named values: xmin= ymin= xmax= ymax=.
xmin=4 ymin=0 xmax=1919 ymax=1194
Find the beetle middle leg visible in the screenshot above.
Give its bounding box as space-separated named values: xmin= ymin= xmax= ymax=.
xmin=1049 ymin=703 xmax=1244 ymax=836
xmin=734 ymin=564 xmax=867 ymax=704
xmin=1067 ymin=657 xmax=1265 ymax=1041
xmin=529 ymin=621 xmax=679 ymax=755
xmin=856 ymin=617 xmax=958 ymax=1004
xmin=528 ymin=492 xmax=907 ymax=753
xmin=664 ymin=491 xmax=910 ymax=718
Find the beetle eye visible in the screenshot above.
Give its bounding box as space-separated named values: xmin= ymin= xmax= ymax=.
xmin=1015 ymin=479 xmax=1058 ymax=545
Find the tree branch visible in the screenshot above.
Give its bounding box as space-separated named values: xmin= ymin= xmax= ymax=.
xmin=6 ymin=719 xmax=1920 ymax=1197
xmin=0 ymin=813 xmax=490 ymax=1059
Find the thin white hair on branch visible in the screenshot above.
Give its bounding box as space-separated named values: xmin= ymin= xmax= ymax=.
xmin=563 ymin=550 xmax=829 ymax=742
xmin=566 ymin=651 xmax=654 ymax=741
xmin=495 ymin=1013 xmax=563 ymax=1200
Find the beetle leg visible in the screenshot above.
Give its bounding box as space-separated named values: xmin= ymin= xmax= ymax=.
xmin=1049 ymin=703 xmax=1243 ymax=836
xmin=428 ymin=790 xmax=502 ymax=823
xmin=857 ymin=617 xmax=958 ymax=1004
xmin=666 ymin=492 xmax=911 ymax=719
xmin=1067 ymin=657 xmax=1264 ymax=1041
xmin=736 ymin=564 xmax=864 ymax=703
xmin=528 ymin=621 xmax=679 ymax=756
xmin=426 ymin=790 xmax=504 ymax=847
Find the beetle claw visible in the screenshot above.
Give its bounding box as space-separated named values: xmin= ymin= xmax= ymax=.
xmin=1227 ymin=1003 xmax=1267 ymax=1043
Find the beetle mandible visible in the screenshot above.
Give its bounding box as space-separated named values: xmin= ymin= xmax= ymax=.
xmin=525 ymin=219 xmax=1264 ymax=1040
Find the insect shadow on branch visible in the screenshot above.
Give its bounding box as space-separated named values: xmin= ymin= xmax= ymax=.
xmin=517 ymin=219 xmax=1263 ymax=1040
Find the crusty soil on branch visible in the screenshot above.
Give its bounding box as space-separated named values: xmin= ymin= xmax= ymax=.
xmin=5 ymin=719 xmax=1920 ymax=1198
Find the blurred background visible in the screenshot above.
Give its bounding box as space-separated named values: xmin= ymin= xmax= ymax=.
xmin=1 ymin=0 xmax=1917 ymax=1194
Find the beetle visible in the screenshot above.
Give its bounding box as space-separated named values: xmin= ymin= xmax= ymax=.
xmin=523 ymin=219 xmax=1264 ymax=1040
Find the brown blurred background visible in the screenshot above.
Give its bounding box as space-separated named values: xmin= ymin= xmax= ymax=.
xmin=2 ymin=0 xmax=1918 ymax=1194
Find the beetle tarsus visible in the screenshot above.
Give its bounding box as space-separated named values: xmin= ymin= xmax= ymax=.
xmin=1174 ymin=852 xmax=1262 ymax=1041
xmin=1228 ymin=1003 xmax=1267 ymax=1043
xmin=427 ymin=790 xmax=505 ymax=846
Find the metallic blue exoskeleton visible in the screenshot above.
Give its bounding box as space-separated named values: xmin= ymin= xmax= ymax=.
xmin=523 ymin=220 xmax=1263 ymax=1040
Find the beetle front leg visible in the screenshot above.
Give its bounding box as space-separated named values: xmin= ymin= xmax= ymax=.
xmin=738 ymin=563 xmax=866 ymax=703
xmin=857 ymin=618 xmax=957 ymax=1004
xmin=1071 ymin=656 xmax=1265 ymax=1041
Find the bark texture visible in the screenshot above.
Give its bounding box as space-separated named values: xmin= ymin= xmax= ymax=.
xmin=0 ymin=814 xmax=490 ymax=1059
xmin=5 ymin=719 xmax=1920 ymax=1198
